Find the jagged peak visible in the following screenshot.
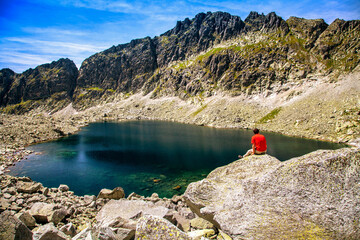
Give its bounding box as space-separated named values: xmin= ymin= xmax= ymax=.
xmin=162 ymin=11 xmax=243 ymax=37
xmin=244 ymin=11 xmax=288 ymax=34
xmin=0 ymin=68 xmax=16 ymax=75
xmin=245 ymin=11 xmax=264 ymax=21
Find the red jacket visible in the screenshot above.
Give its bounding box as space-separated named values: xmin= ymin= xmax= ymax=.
xmin=251 ymin=134 xmax=267 ymax=152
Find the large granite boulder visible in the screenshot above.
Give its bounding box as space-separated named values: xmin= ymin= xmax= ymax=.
xmin=184 ymin=148 xmax=360 ymax=239
xmin=0 ymin=211 xmax=33 ymax=240
xmin=29 ymin=202 xmax=68 ymax=225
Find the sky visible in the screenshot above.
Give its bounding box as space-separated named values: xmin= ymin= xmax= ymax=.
xmin=0 ymin=0 xmax=359 ymax=73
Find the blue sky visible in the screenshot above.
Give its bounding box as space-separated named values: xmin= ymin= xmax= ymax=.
xmin=1 ymin=0 xmax=359 ymax=73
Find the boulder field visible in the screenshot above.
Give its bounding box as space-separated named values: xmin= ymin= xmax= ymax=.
xmin=1 ymin=146 xmax=359 ymax=239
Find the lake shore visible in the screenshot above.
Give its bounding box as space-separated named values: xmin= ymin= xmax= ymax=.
xmin=0 ymin=73 xmax=359 ymax=239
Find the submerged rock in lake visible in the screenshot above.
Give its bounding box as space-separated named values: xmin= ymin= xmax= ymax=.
xmin=184 ymin=147 xmax=360 ymax=239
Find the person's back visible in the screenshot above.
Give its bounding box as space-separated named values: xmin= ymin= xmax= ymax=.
xmin=251 ymin=133 xmax=267 ymax=153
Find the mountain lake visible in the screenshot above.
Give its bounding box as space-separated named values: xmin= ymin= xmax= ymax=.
xmin=8 ymin=121 xmax=347 ymax=198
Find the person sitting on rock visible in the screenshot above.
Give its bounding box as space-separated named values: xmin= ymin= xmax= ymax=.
xmin=239 ymin=128 xmax=267 ymax=158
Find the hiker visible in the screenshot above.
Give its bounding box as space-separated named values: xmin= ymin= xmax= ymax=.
xmin=239 ymin=128 xmax=267 ymax=158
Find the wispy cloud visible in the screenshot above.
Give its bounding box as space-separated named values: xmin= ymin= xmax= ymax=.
xmin=6 ymin=37 xmax=106 ymax=53
xmin=22 ymin=27 xmax=88 ymax=36
xmin=0 ymin=34 xmax=108 ymax=73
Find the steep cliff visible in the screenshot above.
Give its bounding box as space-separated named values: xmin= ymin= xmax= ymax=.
xmin=0 ymin=58 xmax=78 ymax=113
xmin=72 ymin=11 xmax=359 ymax=108
xmin=1 ymin=11 xmax=359 ymax=110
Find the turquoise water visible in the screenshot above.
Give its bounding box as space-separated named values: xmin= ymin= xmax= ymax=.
xmin=9 ymin=121 xmax=346 ymax=197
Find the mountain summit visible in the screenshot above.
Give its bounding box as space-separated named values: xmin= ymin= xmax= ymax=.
xmin=0 ymin=11 xmax=359 ymax=113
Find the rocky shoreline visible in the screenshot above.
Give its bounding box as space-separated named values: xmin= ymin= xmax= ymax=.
xmin=0 ymin=72 xmax=359 ymax=239
xmin=1 ymin=166 xmax=226 ymax=239
xmin=1 ymin=144 xmax=359 ymax=239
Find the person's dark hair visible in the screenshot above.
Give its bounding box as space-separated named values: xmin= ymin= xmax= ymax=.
xmin=253 ymin=128 xmax=259 ymax=134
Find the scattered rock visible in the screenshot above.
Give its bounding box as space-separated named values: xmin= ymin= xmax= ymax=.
xmin=97 ymin=187 xmax=125 ymax=200
xmin=135 ymin=215 xmax=191 ymax=240
xmin=59 ymin=223 xmax=76 ymax=237
xmin=58 ymin=184 xmax=69 ymax=192
xmin=96 ymin=199 xmax=169 ymax=226
xmin=29 ymin=202 xmax=67 ymax=225
xmin=190 ymin=216 xmax=214 ymax=230
xmin=187 ymin=229 xmax=216 ymax=239
xmin=16 ymin=181 xmax=42 ymax=194
xmin=0 ymin=211 xmax=33 ymax=240
xmin=33 ymin=223 xmax=69 ymax=240
xmin=16 ymin=211 xmax=37 ymax=229
xmin=72 ymin=227 xmax=92 ymax=240
xmin=153 ymin=178 xmax=161 ymax=183
xmin=126 ymin=192 xmax=143 ymax=200
xmin=83 ymin=195 xmax=96 ymax=206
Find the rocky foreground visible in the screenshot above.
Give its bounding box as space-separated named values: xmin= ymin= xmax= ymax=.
xmin=1 ymin=145 xmax=359 ymax=239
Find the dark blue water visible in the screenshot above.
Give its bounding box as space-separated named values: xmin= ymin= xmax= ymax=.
xmin=9 ymin=121 xmax=346 ymax=197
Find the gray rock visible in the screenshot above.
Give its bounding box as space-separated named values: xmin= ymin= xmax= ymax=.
xmin=0 ymin=211 xmax=33 ymax=240
xmin=60 ymin=223 xmax=77 ymax=237
xmin=16 ymin=181 xmax=42 ymax=193
xmin=184 ymin=148 xmax=360 ymax=239
xmin=190 ymin=217 xmax=214 ymax=230
xmin=114 ymin=228 xmax=135 ymax=240
xmin=164 ymin=210 xmax=191 ymax=232
xmin=16 ymin=211 xmax=36 ymax=228
xmin=58 ymin=184 xmax=70 ymax=192
xmin=72 ymin=227 xmax=92 ymax=240
xmin=97 ymin=227 xmax=117 ymax=240
xmin=83 ymin=195 xmax=96 ymax=206
xmin=4 ymin=187 xmax=17 ymax=195
xmin=97 ymin=187 xmax=125 ymax=200
xmin=126 ymin=192 xmax=143 ymax=200
xmin=33 ymin=223 xmax=69 ymax=240
xmin=96 ymin=199 xmax=169 ymax=227
xmin=29 ymin=202 xmax=67 ymax=225
xmin=187 ymin=229 xmax=216 ymax=240
xmin=135 ymin=215 xmax=191 ymax=240
xmin=0 ymin=198 xmax=10 ymax=211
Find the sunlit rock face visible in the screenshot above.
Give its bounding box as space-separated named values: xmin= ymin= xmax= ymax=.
xmin=184 ymin=148 xmax=360 ymax=239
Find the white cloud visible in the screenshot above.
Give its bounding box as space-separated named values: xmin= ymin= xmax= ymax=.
xmin=5 ymin=37 xmax=107 ymax=55
xmin=0 ymin=36 xmax=109 ymax=72
xmin=22 ymin=27 xmax=88 ymax=36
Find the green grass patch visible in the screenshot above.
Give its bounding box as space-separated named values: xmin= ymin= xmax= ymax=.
xmin=1 ymin=100 xmax=35 ymax=114
xmin=191 ymin=104 xmax=208 ymax=117
xmin=87 ymin=87 xmax=104 ymax=91
xmin=172 ymin=60 xmax=191 ymax=71
xmin=258 ymin=107 xmax=282 ymax=123
xmin=196 ymin=48 xmax=224 ymax=62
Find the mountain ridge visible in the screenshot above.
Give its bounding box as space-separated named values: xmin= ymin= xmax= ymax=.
xmin=0 ymin=11 xmax=359 ymax=143
xmin=1 ymin=11 xmax=359 ymax=111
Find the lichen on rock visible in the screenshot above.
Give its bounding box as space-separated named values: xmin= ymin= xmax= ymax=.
xmin=184 ymin=148 xmax=360 ymax=239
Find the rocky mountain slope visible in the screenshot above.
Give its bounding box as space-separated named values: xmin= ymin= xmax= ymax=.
xmin=0 ymin=11 xmax=359 ymax=143
xmin=0 ymin=58 xmax=78 ymax=113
